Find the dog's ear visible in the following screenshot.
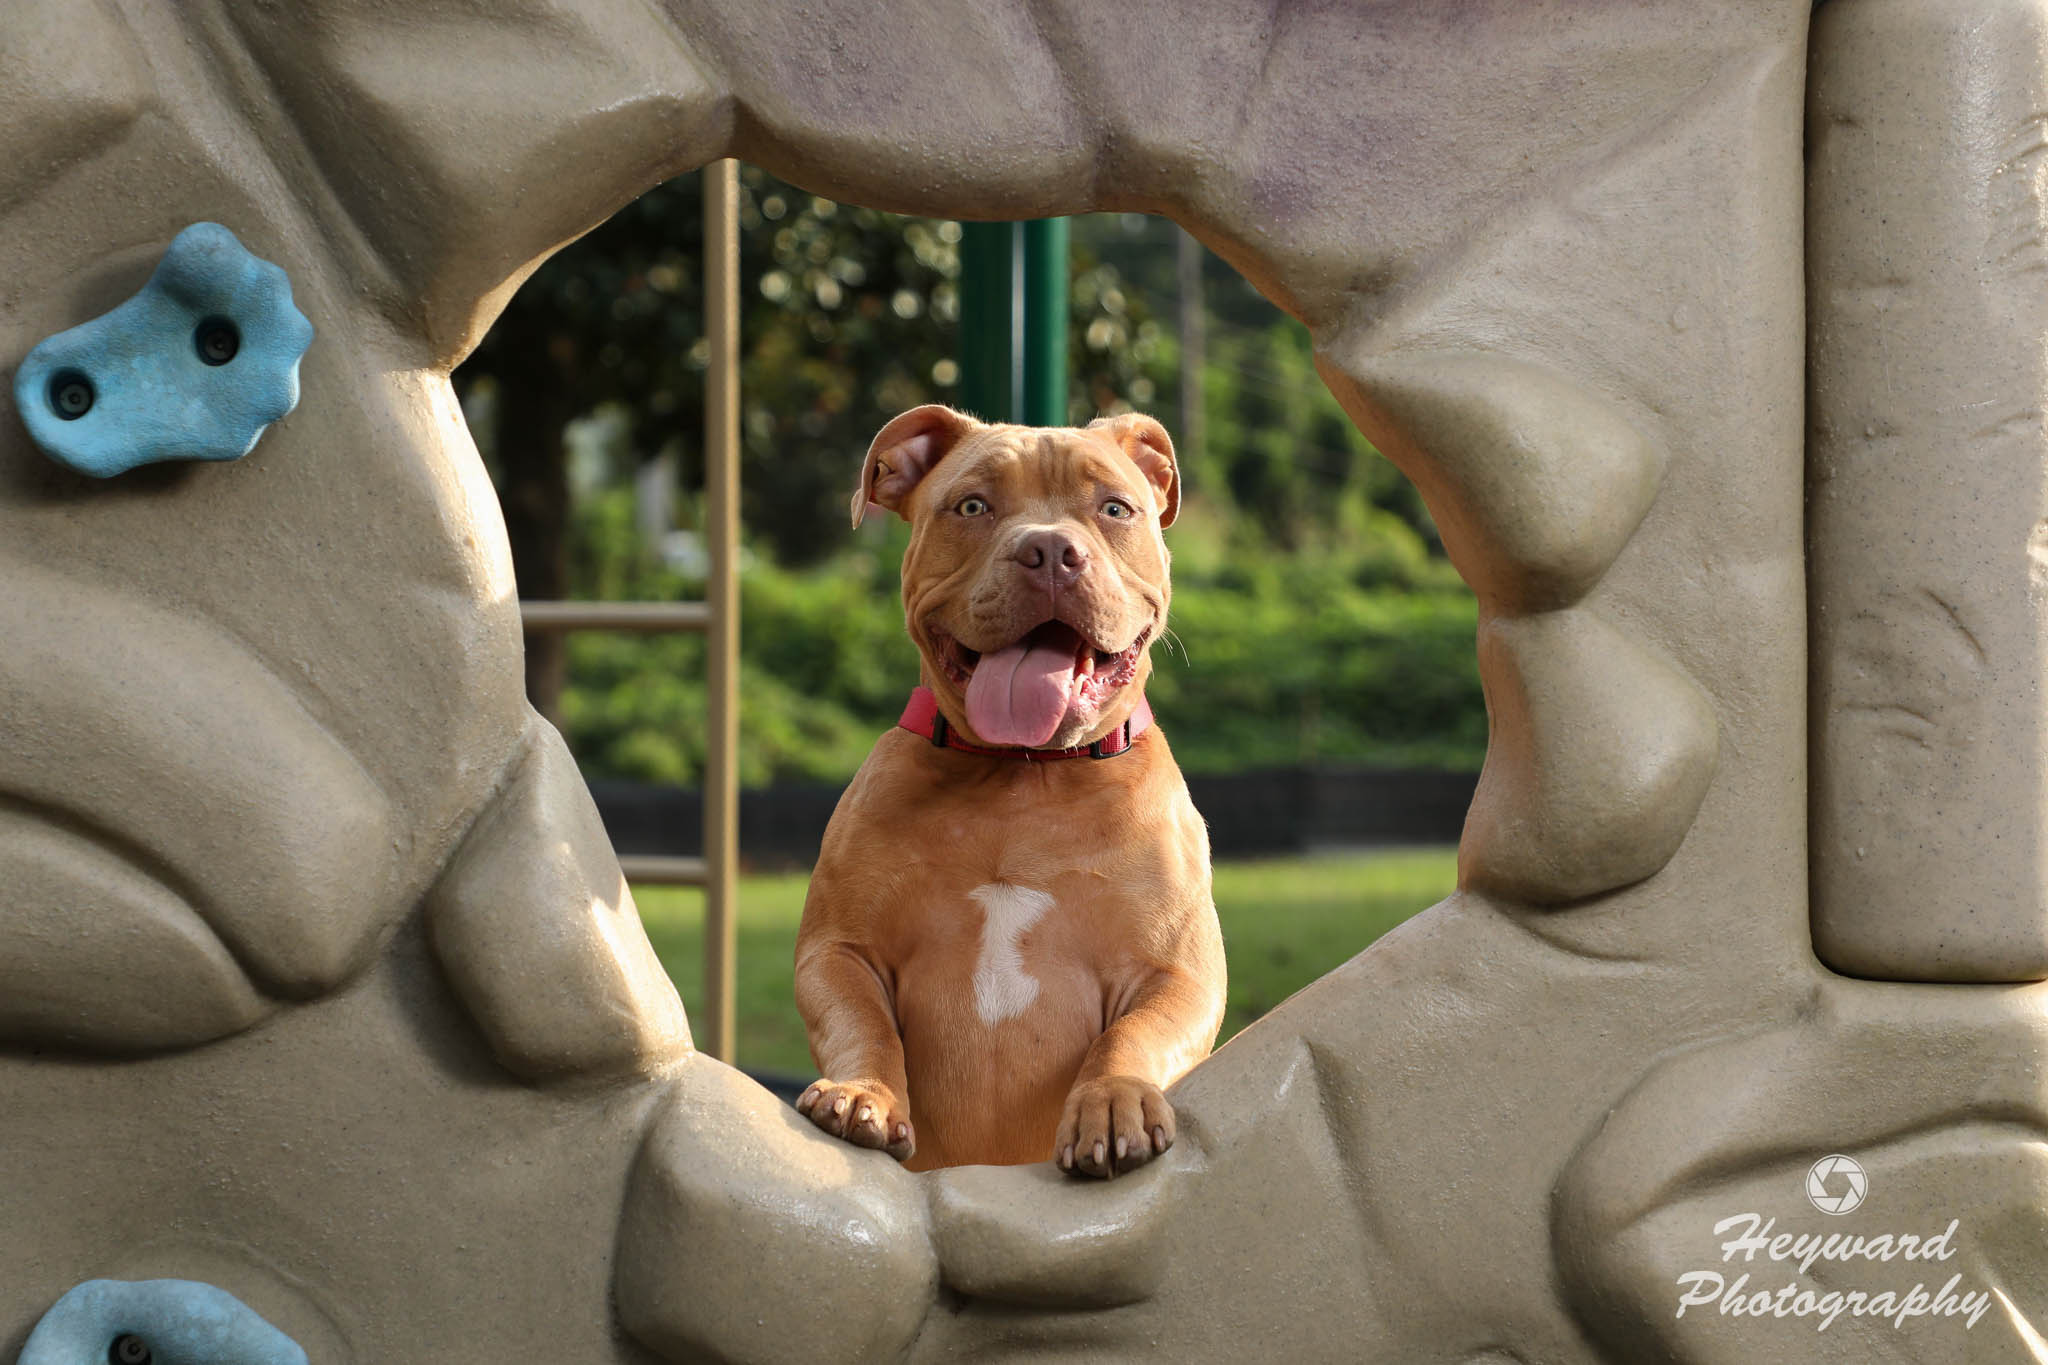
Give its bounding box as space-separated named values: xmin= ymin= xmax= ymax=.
xmin=1090 ymin=413 xmax=1179 ymax=528
xmin=852 ymin=405 xmax=981 ymax=528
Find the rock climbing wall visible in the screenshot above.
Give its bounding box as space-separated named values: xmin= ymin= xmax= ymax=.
xmin=1 ymin=0 xmax=2042 ymax=1361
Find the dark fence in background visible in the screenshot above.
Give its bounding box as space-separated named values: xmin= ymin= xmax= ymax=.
xmin=590 ymin=768 xmax=1478 ymax=871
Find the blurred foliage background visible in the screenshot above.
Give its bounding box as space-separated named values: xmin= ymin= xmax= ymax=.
xmin=456 ymin=166 xmax=1484 ymax=788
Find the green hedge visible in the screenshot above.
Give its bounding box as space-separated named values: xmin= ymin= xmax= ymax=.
xmin=558 ymin=489 xmax=1485 ymax=786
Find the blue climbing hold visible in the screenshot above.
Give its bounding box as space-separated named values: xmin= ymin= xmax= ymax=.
xmin=12 ymin=222 xmax=313 ymax=478
xmin=17 ymin=1279 xmax=308 ymax=1365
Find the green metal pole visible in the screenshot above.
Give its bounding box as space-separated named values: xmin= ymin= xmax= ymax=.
xmin=958 ymin=222 xmax=1021 ymax=422
xmin=958 ymin=218 xmax=1067 ymax=425
xmin=1021 ymin=217 xmax=1069 ymax=426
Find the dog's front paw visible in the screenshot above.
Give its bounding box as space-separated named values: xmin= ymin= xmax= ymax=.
xmin=1055 ymin=1076 xmax=1174 ymax=1178
xmin=797 ymin=1077 xmax=915 ymax=1161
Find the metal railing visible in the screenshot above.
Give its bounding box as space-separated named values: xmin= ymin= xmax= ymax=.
xmin=516 ymin=590 xmax=718 ymax=896
xmin=519 ymin=601 xmax=711 ymax=633
xmin=517 ymin=158 xmax=742 ymax=1064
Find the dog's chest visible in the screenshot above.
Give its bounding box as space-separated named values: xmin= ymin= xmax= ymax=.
xmin=963 ymin=882 xmax=1053 ymax=1024
xmin=891 ymin=872 xmax=1111 ymax=1037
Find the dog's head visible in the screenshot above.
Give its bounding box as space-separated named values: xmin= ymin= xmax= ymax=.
xmin=854 ymin=405 xmax=1179 ymax=751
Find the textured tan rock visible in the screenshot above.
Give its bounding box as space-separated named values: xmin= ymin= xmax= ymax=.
xmin=216 ymin=0 xmax=729 ymax=366
xmin=0 ymin=0 xmax=151 ymax=219
xmin=1809 ymin=0 xmax=2048 ymax=982
xmin=1556 ymin=983 xmax=2048 ymax=1360
xmin=2 ymin=1 xmax=2043 ymax=1362
xmin=925 ymin=1150 xmax=1181 ymax=1307
xmin=0 ymin=805 xmax=265 ymax=1052
xmin=424 ymin=721 xmax=690 ymax=1081
xmin=0 ymin=937 xmax=667 ymax=1362
xmin=0 ymin=563 xmax=397 ymax=1013
xmin=1459 ymin=609 xmax=1719 ymax=905
xmin=1331 ymin=350 xmax=1665 ymax=615
xmin=617 ymin=1059 xmax=937 ymax=1363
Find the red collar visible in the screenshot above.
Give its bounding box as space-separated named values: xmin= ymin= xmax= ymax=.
xmin=897 ymin=686 xmax=1152 ymax=760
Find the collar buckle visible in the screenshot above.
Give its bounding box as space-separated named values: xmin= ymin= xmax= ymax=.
xmin=1088 ymin=718 xmax=1133 ymax=759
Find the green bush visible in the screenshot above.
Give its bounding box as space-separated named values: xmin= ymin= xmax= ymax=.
xmin=557 ymin=488 xmax=1485 ymax=786
xmin=1152 ymin=572 xmax=1484 ymax=772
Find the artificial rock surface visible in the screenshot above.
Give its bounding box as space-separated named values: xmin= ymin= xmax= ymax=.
xmin=1 ymin=1 xmax=2043 ymax=1362
xmin=1808 ymin=0 xmax=2048 ymax=982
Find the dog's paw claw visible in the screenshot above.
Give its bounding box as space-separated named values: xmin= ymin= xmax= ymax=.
xmin=799 ymin=1077 xmax=916 ymax=1161
xmin=1054 ymin=1075 xmax=1174 ymax=1179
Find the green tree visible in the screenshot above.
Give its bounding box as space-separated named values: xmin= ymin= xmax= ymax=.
xmin=460 ymin=169 xmax=959 ymax=712
xmin=457 ymin=176 xmax=1484 ymax=785
xmin=460 ymin=170 xmax=1186 ymax=715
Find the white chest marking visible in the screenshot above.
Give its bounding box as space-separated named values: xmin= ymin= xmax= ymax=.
xmin=968 ymin=882 xmax=1054 ymax=1025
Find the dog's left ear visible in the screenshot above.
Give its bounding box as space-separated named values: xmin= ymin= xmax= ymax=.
xmin=1090 ymin=413 xmax=1179 ymax=528
xmin=853 ymin=405 xmax=981 ymax=528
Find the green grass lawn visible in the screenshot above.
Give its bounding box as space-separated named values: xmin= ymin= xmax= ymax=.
xmin=635 ymin=846 xmax=1457 ymax=1077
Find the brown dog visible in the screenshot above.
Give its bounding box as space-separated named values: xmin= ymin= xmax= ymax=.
xmin=794 ymin=404 xmax=1226 ymax=1177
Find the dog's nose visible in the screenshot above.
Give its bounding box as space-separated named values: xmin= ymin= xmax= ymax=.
xmin=1013 ymin=530 xmax=1089 ymax=589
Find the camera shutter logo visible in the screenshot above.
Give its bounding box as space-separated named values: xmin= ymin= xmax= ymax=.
xmin=1806 ymin=1154 xmax=1868 ymax=1215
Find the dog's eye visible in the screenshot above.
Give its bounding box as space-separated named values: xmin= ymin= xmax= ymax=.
xmin=1101 ymin=498 xmax=1135 ymax=520
xmin=957 ymin=496 xmax=990 ymax=517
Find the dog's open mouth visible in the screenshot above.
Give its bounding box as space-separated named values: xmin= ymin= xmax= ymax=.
xmin=933 ymin=620 xmax=1148 ymax=747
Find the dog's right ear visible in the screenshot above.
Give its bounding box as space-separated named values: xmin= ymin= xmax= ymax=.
xmin=852 ymin=405 xmax=980 ymax=528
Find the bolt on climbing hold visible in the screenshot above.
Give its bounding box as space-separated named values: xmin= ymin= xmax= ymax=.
xmin=17 ymin=1279 xmax=307 ymax=1365
xmin=11 ymin=222 xmax=313 ymax=478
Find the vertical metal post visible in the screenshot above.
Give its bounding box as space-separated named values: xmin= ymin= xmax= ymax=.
xmin=1021 ymin=218 xmax=1069 ymax=426
xmin=959 ymin=222 xmax=1022 ymax=421
xmin=959 ymin=217 xmax=1066 ymax=426
xmin=702 ymin=159 xmax=741 ymax=1060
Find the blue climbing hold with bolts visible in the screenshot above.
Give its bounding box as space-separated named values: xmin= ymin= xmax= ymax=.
xmin=17 ymin=1278 xmax=308 ymax=1365
xmin=11 ymin=222 xmax=313 ymax=479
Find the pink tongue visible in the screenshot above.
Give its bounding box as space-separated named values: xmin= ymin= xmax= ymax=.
xmin=965 ymin=634 xmax=1081 ymax=746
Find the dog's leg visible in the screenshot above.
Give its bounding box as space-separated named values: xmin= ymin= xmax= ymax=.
xmin=1055 ymin=964 xmax=1223 ymax=1178
xmin=793 ymin=940 xmax=916 ymax=1161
